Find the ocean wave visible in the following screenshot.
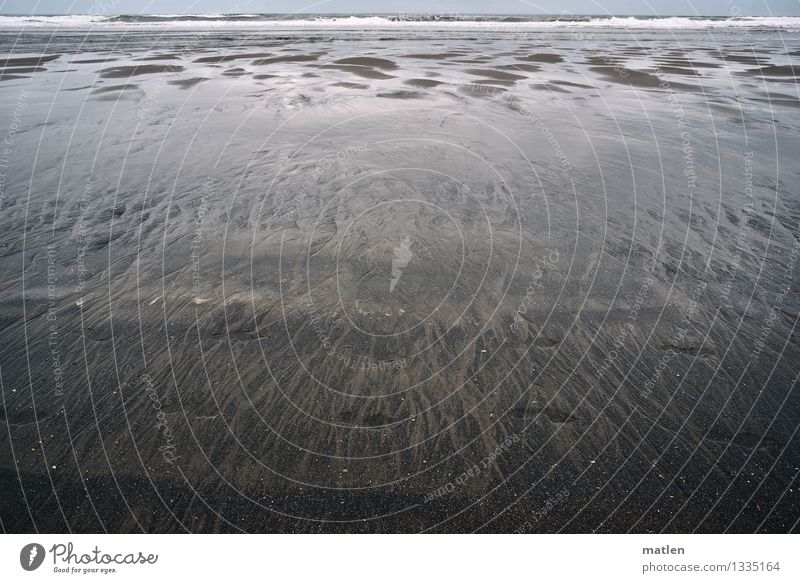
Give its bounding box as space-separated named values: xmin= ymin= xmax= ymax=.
xmin=2 ymin=14 xmax=800 ymax=29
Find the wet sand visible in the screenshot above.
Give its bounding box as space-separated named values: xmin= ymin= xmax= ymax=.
xmin=0 ymin=27 xmax=799 ymax=534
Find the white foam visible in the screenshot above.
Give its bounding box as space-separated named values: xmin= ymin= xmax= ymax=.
xmin=1 ymin=14 xmax=800 ymax=30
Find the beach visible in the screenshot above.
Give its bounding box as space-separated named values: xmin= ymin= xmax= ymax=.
xmin=0 ymin=15 xmax=799 ymax=533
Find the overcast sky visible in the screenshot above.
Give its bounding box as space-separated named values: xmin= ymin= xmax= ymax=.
xmin=1 ymin=0 xmax=798 ymax=16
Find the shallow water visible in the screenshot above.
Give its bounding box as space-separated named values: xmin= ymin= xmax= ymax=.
xmin=0 ymin=26 xmax=799 ymax=533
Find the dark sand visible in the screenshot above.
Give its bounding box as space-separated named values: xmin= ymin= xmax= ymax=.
xmin=0 ymin=26 xmax=799 ymax=534
xmin=98 ymin=64 xmax=185 ymax=78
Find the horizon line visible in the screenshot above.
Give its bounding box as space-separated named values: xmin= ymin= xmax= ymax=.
xmin=2 ymin=12 xmax=799 ymax=17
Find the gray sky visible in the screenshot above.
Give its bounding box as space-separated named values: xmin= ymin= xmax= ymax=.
xmin=1 ymin=0 xmax=798 ymax=16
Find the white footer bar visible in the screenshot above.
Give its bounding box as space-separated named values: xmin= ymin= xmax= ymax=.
xmin=1 ymin=534 xmax=795 ymax=582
